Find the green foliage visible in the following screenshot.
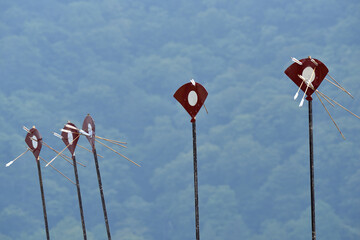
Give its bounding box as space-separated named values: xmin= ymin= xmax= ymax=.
xmin=0 ymin=0 xmax=359 ymax=239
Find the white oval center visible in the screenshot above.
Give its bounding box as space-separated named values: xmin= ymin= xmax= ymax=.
xmin=302 ymin=67 xmax=315 ymax=83
xmin=68 ymin=132 xmax=73 ymax=145
xmin=188 ymin=91 xmax=198 ymax=106
xmin=88 ymin=123 xmax=93 ymax=138
xmin=32 ymin=135 xmax=38 ymax=149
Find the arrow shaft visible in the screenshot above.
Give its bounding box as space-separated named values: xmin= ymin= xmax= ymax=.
xmin=39 ymin=156 xmax=76 ymax=185
xmin=78 ymin=144 xmax=104 ymax=158
xmin=43 ymin=142 xmax=86 ymax=167
xmin=327 ymin=74 xmax=353 ymax=98
xmin=6 ymin=149 xmax=29 ymax=167
xmin=315 ymin=92 xmax=345 ymax=139
xmin=95 ymin=136 xmax=127 ymax=144
xmin=46 ymin=135 xmax=80 ymax=167
xmin=95 ymin=139 xmax=140 ymax=167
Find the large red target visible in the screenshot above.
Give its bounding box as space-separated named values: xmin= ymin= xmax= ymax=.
xmin=285 ymin=57 xmax=329 ymax=97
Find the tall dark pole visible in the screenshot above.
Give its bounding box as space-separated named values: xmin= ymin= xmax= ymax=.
xmin=308 ymin=98 xmax=316 ymax=240
xmin=93 ymin=148 xmax=111 ymax=240
xmin=192 ymin=120 xmax=200 ymax=240
xmin=72 ymin=155 xmax=87 ymax=240
xmin=36 ymin=158 xmax=50 ymax=240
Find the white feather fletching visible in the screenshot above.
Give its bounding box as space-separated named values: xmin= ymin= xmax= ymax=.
xmin=5 ymin=161 xmax=14 ymax=167
xmin=292 ymin=57 xmax=302 ymax=65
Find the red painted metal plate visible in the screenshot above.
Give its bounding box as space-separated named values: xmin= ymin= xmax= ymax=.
xmin=61 ymin=122 xmax=80 ymax=156
xmin=25 ymin=127 xmax=42 ymax=160
xmin=82 ymin=114 xmax=95 ymax=150
xmin=284 ymin=58 xmax=328 ymax=97
xmin=174 ymin=82 xmax=208 ymax=122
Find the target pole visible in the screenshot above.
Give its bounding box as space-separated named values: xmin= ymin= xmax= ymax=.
xmin=174 ymin=80 xmax=207 ymax=240
xmin=93 ymin=148 xmax=111 ymax=240
xmin=36 ymin=157 xmax=50 ymax=240
xmin=72 ymin=155 xmax=87 ymax=240
xmin=192 ymin=120 xmax=200 ymax=240
xmin=307 ymin=97 xmax=316 ymax=240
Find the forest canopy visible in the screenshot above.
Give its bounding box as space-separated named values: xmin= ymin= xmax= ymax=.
xmin=0 ymin=0 xmax=359 ymax=239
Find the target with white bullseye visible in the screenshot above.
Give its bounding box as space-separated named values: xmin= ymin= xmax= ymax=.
xmin=285 ymin=57 xmax=328 ymax=98
xmin=284 ymin=56 xmax=360 ymax=240
xmin=174 ymin=80 xmax=208 ymax=122
xmin=25 ymin=127 xmax=42 ymax=160
xmin=61 ymin=122 xmax=80 ymax=156
xmin=173 ymin=79 xmax=208 ymax=240
xmin=82 ymin=114 xmax=96 ymax=150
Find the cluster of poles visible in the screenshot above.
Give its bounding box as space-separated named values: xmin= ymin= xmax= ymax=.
xmin=6 ymin=114 xmax=139 ymax=240
xmin=5 ymin=57 xmax=359 ymax=240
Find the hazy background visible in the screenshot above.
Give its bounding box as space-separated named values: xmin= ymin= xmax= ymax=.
xmin=0 ymin=0 xmax=359 ymax=239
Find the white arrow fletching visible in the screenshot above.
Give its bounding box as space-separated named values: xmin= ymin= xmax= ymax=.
xmin=79 ymin=129 xmax=91 ymax=136
xmin=190 ymin=79 xmax=196 ymax=86
xmin=299 ymin=98 xmax=304 ymax=107
xmin=294 ymin=92 xmax=299 ymax=100
xmin=61 ymin=128 xmax=71 ymax=133
xmin=23 ymin=126 xmax=29 ymax=132
xmin=53 ymin=132 xmax=63 ymax=139
xmin=292 ymin=57 xmax=302 ymax=65
xmin=5 ymin=160 xmax=14 ymax=167
xmin=46 ymin=157 xmax=57 ymax=167
xmin=65 ymin=124 xmax=78 ymax=131
xmin=311 ymin=59 xmax=318 ymax=66
xmin=298 ymin=74 xmax=306 ymax=81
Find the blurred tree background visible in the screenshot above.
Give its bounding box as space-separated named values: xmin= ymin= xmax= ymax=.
xmin=0 ymin=0 xmax=359 ymax=239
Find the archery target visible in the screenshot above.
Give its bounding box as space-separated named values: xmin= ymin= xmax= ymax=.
xmin=24 ymin=128 xmax=42 ymax=159
xmin=285 ymin=58 xmax=329 ymax=97
xmin=174 ymin=81 xmax=208 ymax=121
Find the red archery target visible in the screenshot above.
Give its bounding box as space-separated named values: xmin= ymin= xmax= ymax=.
xmin=61 ymin=122 xmax=80 ymax=156
xmin=25 ymin=127 xmax=42 ymax=160
xmin=82 ymin=114 xmax=96 ymax=150
xmin=174 ymin=81 xmax=208 ymax=122
xmin=285 ymin=57 xmax=329 ymax=97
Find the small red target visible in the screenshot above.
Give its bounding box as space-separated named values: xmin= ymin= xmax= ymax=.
xmin=61 ymin=122 xmax=80 ymax=156
xmin=82 ymin=114 xmax=96 ymax=150
xmin=25 ymin=127 xmax=42 ymax=160
xmin=174 ymin=80 xmax=208 ymax=122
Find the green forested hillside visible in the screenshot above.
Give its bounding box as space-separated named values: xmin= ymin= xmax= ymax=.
xmin=0 ymin=1 xmax=359 ymax=239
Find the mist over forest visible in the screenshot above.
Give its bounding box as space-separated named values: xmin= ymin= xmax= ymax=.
xmin=0 ymin=0 xmax=359 ymax=239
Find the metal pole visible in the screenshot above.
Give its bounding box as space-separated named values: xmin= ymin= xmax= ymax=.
xmin=36 ymin=158 xmax=50 ymax=240
xmin=72 ymin=155 xmax=87 ymax=240
xmin=93 ymin=148 xmax=111 ymax=240
xmin=308 ymin=99 xmax=316 ymax=240
xmin=192 ymin=120 xmax=200 ymax=240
